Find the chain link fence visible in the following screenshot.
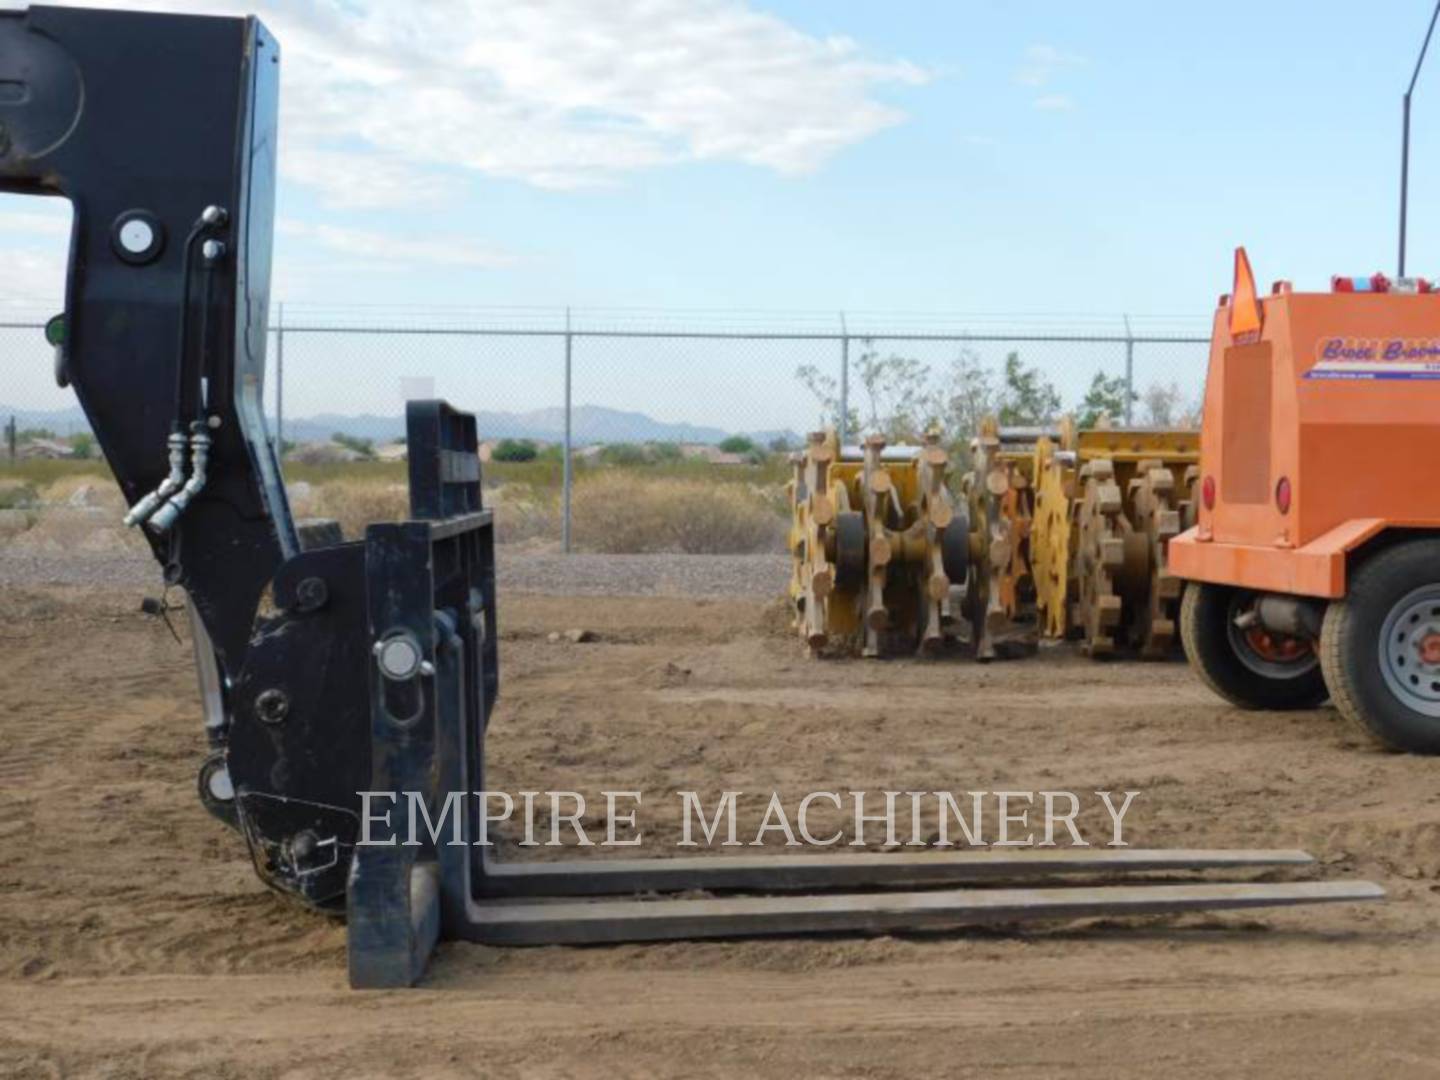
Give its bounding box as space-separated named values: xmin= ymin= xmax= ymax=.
xmin=1 ymin=303 xmax=1209 ymax=552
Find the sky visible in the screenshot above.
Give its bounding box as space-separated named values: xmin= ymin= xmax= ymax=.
xmin=2 ymin=0 xmax=1439 ymax=427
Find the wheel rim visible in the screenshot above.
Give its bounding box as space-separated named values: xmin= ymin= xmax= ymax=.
xmin=1225 ymin=593 xmax=1318 ymax=680
xmin=1379 ymin=584 xmax=1440 ymax=717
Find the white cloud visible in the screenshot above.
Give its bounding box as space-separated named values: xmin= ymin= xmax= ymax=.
xmin=1015 ymin=44 xmax=1085 ymax=89
xmin=1032 ymin=95 xmax=1076 ymax=112
xmin=280 ymin=147 xmax=465 ymax=211
xmin=278 ymin=219 xmax=521 ymax=270
xmin=0 ymin=206 xmax=73 ymax=237
xmin=51 ymin=1 xmax=929 ymax=205
xmin=0 ymin=248 xmax=68 ymax=303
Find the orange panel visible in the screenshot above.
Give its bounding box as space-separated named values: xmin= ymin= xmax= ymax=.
xmin=1179 ymin=252 xmax=1440 ymax=596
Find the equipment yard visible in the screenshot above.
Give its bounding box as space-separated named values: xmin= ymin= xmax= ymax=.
xmin=2 ymin=549 xmax=1439 ymax=1079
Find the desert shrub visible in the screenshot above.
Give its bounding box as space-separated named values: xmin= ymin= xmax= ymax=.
xmin=0 ymin=482 xmax=39 ymax=510
xmin=331 ymin=432 xmax=377 ymax=460
xmin=487 ymin=484 xmax=559 ymax=544
xmin=597 ymin=442 xmax=649 ymax=467
xmin=718 ymin=434 xmax=755 ymax=454
xmin=492 ymin=438 xmax=538 ymax=463
xmin=306 ymin=482 xmax=409 ymax=539
xmin=571 ymin=473 xmax=786 ymax=554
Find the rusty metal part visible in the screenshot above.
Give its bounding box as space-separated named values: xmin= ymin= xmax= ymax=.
xmin=1127 ymin=459 xmax=1183 ymax=657
xmin=1073 ymin=458 xmax=1129 ymax=656
xmin=1031 ymin=436 xmax=1077 ymax=640
xmin=962 ymin=417 xmax=1041 ymax=660
xmin=787 ymin=431 xmax=838 ymax=653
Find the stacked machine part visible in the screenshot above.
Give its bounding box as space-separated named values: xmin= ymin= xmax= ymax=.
xmin=787 ymin=420 xmax=1199 ymax=660
xmin=1031 ymin=425 xmax=1199 ymax=657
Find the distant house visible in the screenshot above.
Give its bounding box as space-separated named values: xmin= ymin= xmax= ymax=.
xmin=376 ymin=442 xmax=408 ymax=463
xmin=18 ymin=437 xmax=75 ymax=460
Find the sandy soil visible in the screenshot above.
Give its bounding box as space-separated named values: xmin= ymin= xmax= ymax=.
xmin=2 ymin=583 xmax=1439 ymax=1078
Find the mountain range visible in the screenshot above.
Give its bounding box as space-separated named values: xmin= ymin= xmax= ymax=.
xmin=1 ymin=403 xmax=800 ymax=448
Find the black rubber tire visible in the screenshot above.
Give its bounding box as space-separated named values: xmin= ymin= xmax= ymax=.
xmin=1320 ymin=538 xmax=1440 ymax=754
xmin=1179 ymin=582 xmax=1328 ymax=710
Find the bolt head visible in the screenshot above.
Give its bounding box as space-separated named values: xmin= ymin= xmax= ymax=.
xmin=255 ymin=688 xmax=290 ymax=724
xmin=376 ymin=635 xmax=423 ymax=680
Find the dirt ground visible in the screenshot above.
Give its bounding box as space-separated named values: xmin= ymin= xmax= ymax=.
xmin=3 ymin=582 xmax=1440 ymax=1079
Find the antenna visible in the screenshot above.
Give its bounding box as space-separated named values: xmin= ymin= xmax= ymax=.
xmin=1399 ymin=0 xmax=1440 ymax=277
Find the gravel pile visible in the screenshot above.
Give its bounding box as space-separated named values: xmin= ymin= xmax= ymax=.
xmin=0 ymin=546 xmax=791 ymax=599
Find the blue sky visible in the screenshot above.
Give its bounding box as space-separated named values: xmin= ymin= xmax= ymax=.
xmin=278 ymin=1 xmax=1440 ymax=315
xmin=3 ymin=1 xmax=1439 ymax=424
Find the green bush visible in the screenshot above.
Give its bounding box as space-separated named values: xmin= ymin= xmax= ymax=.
xmin=492 ymin=438 xmax=539 ymax=463
xmin=718 ymin=434 xmax=756 ymax=454
xmin=597 ymin=442 xmax=650 ymax=467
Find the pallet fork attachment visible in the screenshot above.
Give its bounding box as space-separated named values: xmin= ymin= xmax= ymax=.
xmin=0 ymin=5 xmax=1383 ymax=990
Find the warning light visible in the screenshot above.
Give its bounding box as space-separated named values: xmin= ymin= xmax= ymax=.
xmin=1331 ymin=273 xmax=1393 ymax=293
xmin=1229 ymin=248 xmax=1262 ymax=341
xmin=1275 ymin=476 xmax=1292 ymax=515
xmin=1202 ymin=475 xmax=1216 ymax=511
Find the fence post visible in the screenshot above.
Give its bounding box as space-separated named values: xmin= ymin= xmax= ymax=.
xmin=275 ymin=301 xmax=285 ymax=452
xmin=1122 ymin=313 xmax=1134 ymax=426
xmin=838 ymin=312 xmax=849 ymax=446
xmin=562 ymin=307 xmax=573 ymax=554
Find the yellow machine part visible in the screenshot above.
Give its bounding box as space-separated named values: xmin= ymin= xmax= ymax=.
xmin=1029 ymin=425 xmax=1200 ymax=657
xmin=788 ymin=430 xmax=961 ymax=657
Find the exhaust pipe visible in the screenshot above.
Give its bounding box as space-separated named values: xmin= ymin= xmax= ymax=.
xmin=123 ymin=431 xmax=189 ymax=527
xmin=148 ymin=426 xmax=211 ymax=534
xmin=1234 ymin=594 xmax=1326 ymax=641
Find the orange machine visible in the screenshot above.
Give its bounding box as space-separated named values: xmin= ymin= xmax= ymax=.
xmin=1172 ymin=248 xmax=1440 ymax=753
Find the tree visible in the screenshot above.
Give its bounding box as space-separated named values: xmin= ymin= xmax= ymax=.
xmin=1078 ymin=369 xmax=1135 ymax=428
xmin=851 ymin=345 xmax=944 ymax=441
xmin=1141 ymin=381 xmax=1182 ymax=428
xmin=939 ymin=349 xmax=996 ymax=457
xmin=492 ymin=438 xmax=538 ymax=463
xmin=69 ymin=432 xmax=96 ymax=460
xmin=718 ymin=435 xmax=756 ymax=454
xmin=794 ymin=363 xmax=860 ymax=436
xmin=997 ymin=353 xmax=1061 ymax=426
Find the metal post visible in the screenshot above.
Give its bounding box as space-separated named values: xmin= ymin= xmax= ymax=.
xmin=838 ymin=312 xmax=849 ymax=445
xmin=275 ymin=301 xmax=285 ymax=453
xmin=1400 ymin=1 xmax=1440 ymax=277
xmin=562 ymin=308 xmax=573 ymax=554
xmin=1123 ymin=314 xmax=1134 ymax=427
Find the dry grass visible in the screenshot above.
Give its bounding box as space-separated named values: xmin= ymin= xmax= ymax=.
xmin=0 ymin=459 xmax=788 ymax=554
xmin=570 ymin=473 xmax=785 ymax=555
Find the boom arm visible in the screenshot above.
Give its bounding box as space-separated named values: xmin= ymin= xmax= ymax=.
xmin=0 ymin=4 xmax=294 ymax=673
